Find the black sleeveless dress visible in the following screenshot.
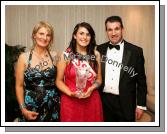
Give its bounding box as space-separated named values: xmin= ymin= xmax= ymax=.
xmin=18 ymin=50 xmax=60 ymax=122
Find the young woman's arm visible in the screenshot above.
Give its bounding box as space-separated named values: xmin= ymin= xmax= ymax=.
xmin=56 ymin=53 xmax=77 ymax=97
xmin=81 ymin=50 xmax=102 ymax=98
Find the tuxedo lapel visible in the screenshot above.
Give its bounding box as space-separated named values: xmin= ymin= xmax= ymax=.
xmin=101 ymin=42 xmax=109 ymax=84
xmin=119 ymin=42 xmax=131 ymax=81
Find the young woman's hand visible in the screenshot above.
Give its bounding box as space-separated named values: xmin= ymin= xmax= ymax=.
xmin=70 ymin=91 xmax=80 ymax=98
xmin=79 ymin=87 xmax=94 ymax=99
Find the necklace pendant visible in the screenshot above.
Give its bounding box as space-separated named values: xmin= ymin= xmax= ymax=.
xmin=43 ymin=61 xmax=48 ymax=66
xmin=35 ymin=65 xmax=40 ymax=70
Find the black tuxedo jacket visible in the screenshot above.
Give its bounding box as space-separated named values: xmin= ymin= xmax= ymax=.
xmin=97 ymin=40 xmax=147 ymax=119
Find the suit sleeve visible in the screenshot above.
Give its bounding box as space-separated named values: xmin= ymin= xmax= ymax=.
xmin=136 ymin=48 xmax=147 ymax=107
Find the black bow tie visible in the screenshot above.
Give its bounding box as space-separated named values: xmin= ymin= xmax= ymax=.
xmin=108 ymin=44 xmax=120 ymax=50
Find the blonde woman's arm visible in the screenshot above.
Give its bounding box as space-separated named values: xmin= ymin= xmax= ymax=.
xmin=15 ymin=53 xmax=38 ymax=120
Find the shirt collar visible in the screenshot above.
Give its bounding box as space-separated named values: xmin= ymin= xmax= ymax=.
xmin=109 ymin=39 xmax=124 ymax=46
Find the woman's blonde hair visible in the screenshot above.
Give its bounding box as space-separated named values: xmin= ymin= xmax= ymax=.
xmin=32 ymin=21 xmax=54 ymax=49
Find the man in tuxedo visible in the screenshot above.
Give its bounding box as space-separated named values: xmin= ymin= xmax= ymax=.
xmin=97 ymin=16 xmax=147 ymax=122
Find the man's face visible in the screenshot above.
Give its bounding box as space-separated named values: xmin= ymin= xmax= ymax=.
xmin=106 ymin=21 xmax=124 ymax=45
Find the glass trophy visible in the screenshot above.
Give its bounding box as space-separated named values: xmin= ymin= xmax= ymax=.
xmin=75 ymin=67 xmax=89 ymax=97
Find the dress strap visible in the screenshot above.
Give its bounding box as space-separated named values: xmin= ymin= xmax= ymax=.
xmin=47 ymin=50 xmax=54 ymax=65
xmin=27 ymin=50 xmax=33 ymax=68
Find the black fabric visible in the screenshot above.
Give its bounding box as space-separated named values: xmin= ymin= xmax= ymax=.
xmin=5 ymin=44 xmax=26 ymax=121
xmin=108 ymin=44 xmax=120 ymax=50
xmin=97 ymin=40 xmax=147 ymax=122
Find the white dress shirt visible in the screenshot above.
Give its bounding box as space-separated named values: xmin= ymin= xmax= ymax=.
xmin=103 ymin=40 xmax=124 ymax=95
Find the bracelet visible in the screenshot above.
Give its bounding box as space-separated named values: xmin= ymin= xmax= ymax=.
xmin=19 ymin=103 xmax=26 ymax=110
xmin=93 ymin=80 xmax=100 ymax=88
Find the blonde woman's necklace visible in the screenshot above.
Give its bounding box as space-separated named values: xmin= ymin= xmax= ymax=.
xmin=33 ymin=50 xmax=49 ymax=70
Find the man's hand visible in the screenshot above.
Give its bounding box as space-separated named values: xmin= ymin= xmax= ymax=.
xmin=135 ymin=108 xmax=144 ymax=120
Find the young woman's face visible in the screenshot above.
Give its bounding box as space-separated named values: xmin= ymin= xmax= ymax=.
xmin=74 ymin=27 xmax=91 ymax=47
xmin=33 ymin=27 xmax=51 ymax=48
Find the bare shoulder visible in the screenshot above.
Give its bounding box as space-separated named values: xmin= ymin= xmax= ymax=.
xmin=94 ymin=50 xmax=101 ymax=58
xmin=16 ymin=52 xmax=30 ymax=69
xmin=18 ymin=52 xmax=29 ymax=63
xmin=56 ymin=51 xmax=71 ymax=65
xmin=50 ymin=50 xmax=58 ymax=57
xmin=94 ymin=50 xmax=101 ymax=63
xmin=50 ymin=50 xmax=62 ymax=59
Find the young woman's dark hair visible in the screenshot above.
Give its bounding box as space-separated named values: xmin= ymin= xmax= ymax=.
xmin=68 ymin=22 xmax=97 ymax=71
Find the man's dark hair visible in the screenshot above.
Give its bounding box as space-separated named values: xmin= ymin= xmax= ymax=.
xmin=105 ymin=16 xmax=124 ymax=30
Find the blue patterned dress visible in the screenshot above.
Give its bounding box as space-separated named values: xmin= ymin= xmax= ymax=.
xmin=18 ymin=50 xmax=60 ymax=122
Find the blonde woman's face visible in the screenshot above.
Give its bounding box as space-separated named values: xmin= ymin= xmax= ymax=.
xmin=33 ymin=27 xmax=51 ymax=48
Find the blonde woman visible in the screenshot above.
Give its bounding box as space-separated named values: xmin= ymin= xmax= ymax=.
xmin=15 ymin=21 xmax=60 ymax=121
